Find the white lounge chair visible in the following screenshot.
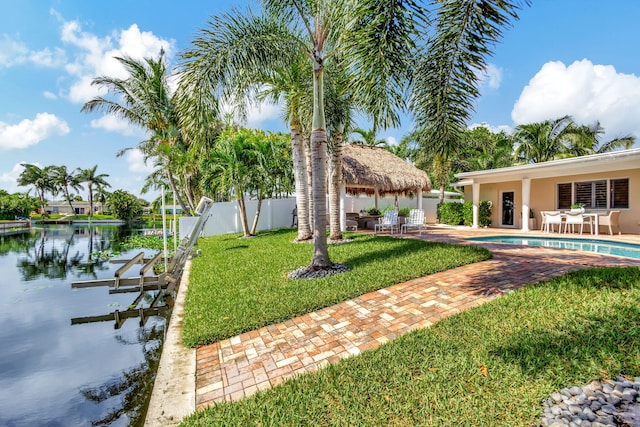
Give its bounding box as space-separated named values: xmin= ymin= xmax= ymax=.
xmin=400 ymin=209 xmax=425 ymax=235
xmin=374 ymin=210 xmax=399 ymax=235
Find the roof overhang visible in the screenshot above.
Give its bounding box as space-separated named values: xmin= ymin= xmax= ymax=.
xmin=454 ymin=148 xmax=640 ymax=185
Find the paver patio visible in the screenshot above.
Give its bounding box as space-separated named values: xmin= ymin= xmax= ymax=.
xmin=195 ymin=228 xmax=640 ymax=409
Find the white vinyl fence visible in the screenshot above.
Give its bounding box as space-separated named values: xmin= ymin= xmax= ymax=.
xmin=180 ymin=192 xmax=462 ymax=239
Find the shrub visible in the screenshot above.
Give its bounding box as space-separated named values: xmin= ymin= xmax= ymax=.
xmin=462 ymin=200 xmax=493 ymax=227
xmin=437 ymin=202 xmax=464 ymax=225
xmin=366 ymin=207 xmax=381 ymax=216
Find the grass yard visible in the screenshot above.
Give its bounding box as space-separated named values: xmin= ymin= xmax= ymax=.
xmin=182 ymin=266 xmax=640 ymax=426
xmin=182 ymin=228 xmax=491 ymax=347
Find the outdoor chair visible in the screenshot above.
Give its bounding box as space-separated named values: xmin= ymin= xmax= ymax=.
xmin=374 ymin=210 xmax=399 ymax=235
xmin=598 ymin=210 xmax=621 ymax=235
xmin=400 ymin=209 xmax=425 ymax=235
xmin=542 ymin=211 xmax=562 ymax=233
xmin=563 ymin=211 xmax=590 ymax=235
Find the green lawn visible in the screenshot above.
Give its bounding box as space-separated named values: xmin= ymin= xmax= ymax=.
xmin=182 ymin=266 xmax=640 ymax=426
xmin=182 ymin=229 xmax=491 ymax=347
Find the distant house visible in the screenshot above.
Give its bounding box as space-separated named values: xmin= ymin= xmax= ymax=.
xmin=45 ymin=201 xmax=104 ymax=215
xmin=453 ymin=148 xmax=640 ymax=234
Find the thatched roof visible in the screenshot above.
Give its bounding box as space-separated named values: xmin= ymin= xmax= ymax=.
xmin=340 ymin=144 xmax=431 ymax=196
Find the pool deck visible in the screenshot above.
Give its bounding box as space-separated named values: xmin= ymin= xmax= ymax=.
xmin=145 ymin=226 xmax=640 ymax=426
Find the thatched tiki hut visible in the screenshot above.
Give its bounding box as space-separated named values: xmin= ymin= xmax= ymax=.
xmin=339 ymin=144 xmax=432 ymax=230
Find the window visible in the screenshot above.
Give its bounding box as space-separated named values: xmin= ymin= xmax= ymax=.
xmin=556 ymin=178 xmax=628 ymax=209
xmin=557 ymin=183 xmax=571 ymax=209
xmin=611 ymin=178 xmax=629 ymax=208
xmin=574 ymin=180 xmax=606 ymax=209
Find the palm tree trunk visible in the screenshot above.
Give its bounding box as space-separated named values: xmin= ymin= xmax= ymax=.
xmin=328 ymin=129 xmax=343 ymax=240
xmin=305 ymin=138 xmax=314 ymax=233
xmin=250 ymin=194 xmax=262 ymax=236
xmin=310 ymin=63 xmax=330 ymax=268
xmin=237 ymin=195 xmax=251 ymax=237
xmin=291 ymin=121 xmax=312 ymax=240
xmin=88 ymin=184 xmax=94 ymax=218
xmin=65 ymin=188 xmax=75 ymax=215
xmin=166 ymin=171 xmax=190 ymax=215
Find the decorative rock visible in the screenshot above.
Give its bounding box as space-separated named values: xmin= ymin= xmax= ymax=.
xmin=540 ymin=377 xmax=640 ymax=427
xmin=287 ymin=263 xmax=350 ymax=279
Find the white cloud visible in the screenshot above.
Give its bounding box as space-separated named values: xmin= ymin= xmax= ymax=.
xmin=89 ymin=114 xmax=145 ymax=137
xmin=0 ymin=113 xmax=70 ymax=150
xmin=245 ymin=101 xmax=283 ymax=128
xmin=125 ymin=149 xmax=155 ymax=173
xmin=43 ymin=91 xmax=58 ymax=100
xmin=512 ymin=59 xmax=640 ymax=140
xmin=478 ymin=63 xmax=503 ymax=90
xmin=0 ymin=163 xmax=29 ymax=193
xmin=0 ymin=34 xmax=66 ymax=68
xmin=385 ymin=136 xmax=398 ymax=146
xmin=469 ymin=122 xmax=513 ymax=135
xmin=58 ymin=16 xmax=176 ymax=104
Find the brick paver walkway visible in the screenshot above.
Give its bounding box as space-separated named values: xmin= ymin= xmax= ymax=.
xmin=195 ymin=229 xmax=640 ymax=409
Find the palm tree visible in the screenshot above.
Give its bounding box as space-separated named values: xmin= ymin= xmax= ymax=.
xmin=52 ymin=165 xmax=83 ymax=215
xmin=513 ymin=115 xmax=575 ymax=163
xmin=81 ymin=51 xmax=194 ymax=214
xmin=411 ymin=1 xmax=528 ymax=188
xmin=351 ymin=127 xmax=387 ymax=147
xmin=200 ymin=129 xmax=259 ymax=237
xmin=78 ymin=165 xmax=110 ymax=218
xmin=17 ymin=164 xmax=56 ymax=214
xmin=180 ymin=1 xmax=424 ymax=269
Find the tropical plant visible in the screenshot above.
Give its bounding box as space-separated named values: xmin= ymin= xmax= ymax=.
xmin=351 ymin=127 xmax=387 ymax=147
xmin=81 ymin=51 xmax=196 ymax=215
xmin=411 ymin=0 xmax=528 ymax=197
xmin=180 ymin=0 xmax=425 ymax=269
xmin=17 ymin=163 xmax=57 ymax=214
xmin=52 ymin=165 xmax=83 ymax=215
xmin=200 ymin=128 xmax=289 ymax=237
xmin=78 ymin=165 xmax=110 ymax=218
xmin=107 ymin=189 xmax=143 ymax=221
xmin=0 ymin=191 xmax=39 ymax=220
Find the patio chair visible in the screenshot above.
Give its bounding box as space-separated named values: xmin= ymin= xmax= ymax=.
xmin=563 ymin=211 xmax=589 ymax=235
xmin=542 ymin=211 xmax=563 ymax=233
xmin=598 ymin=210 xmax=621 ymax=235
xmin=400 ymin=209 xmax=425 ymax=235
xmin=374 ymin=210 xmax=399 ymax=235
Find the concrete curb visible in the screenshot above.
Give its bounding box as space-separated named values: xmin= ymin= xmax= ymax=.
xmin=145 ymin=260 xmax=195 ymax=426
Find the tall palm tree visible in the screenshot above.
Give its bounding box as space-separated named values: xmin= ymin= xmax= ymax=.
xmin=180 ymin=0 xmax=424 ymax=269
xmin=513 ymin=115 xmax=575 ymax=163
xmin=81 ymin=51 xmax=194 ymax=214
xmin=78 ymin=165 xmax=110 ymax=218
xmin=52 ymin=165 xmax=84 ymax=215
xmin=17 ymin=164 xmax=56 ymax=214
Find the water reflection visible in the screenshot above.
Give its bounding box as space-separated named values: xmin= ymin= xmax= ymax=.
xmin=81 ymin=325 xmax=164 ymax=427
xmin=0 ymin=225 xmax=169 ymax=427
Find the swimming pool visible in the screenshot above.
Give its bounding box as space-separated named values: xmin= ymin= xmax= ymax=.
xmin=467 ymin=235 xmax=640 ymax=260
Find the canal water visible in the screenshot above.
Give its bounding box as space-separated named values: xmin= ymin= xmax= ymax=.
xmin=0 ymin=225 xmax=169 ymax=427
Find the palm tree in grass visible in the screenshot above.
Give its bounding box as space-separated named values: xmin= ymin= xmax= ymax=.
xmin=17 ymin=164 xmax=56 ymax=215
xmin=411 ymin=0 xmax=529 ymax=187
xmin=180 ymin=1 xmax=424 ymax=269
xmin=78 ymin=165 xmax=110 ymax=218
xmin=52 ymin=165 xmax=83 ymax=216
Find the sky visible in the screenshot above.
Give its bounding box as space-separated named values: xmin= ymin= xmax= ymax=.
xmin=1 ymin=1 xmax=640 ymax=201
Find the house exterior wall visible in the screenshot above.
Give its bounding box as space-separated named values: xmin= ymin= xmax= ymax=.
xmin=463 ymin=167 xmax=640 ymax=234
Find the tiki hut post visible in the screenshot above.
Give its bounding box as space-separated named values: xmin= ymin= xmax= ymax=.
xmin=417 ymin=188 xmax=423 ymax=211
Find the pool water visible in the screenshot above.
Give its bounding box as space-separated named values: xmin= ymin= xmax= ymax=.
xmin=467 ymin=235 xmax=640 ymax=260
